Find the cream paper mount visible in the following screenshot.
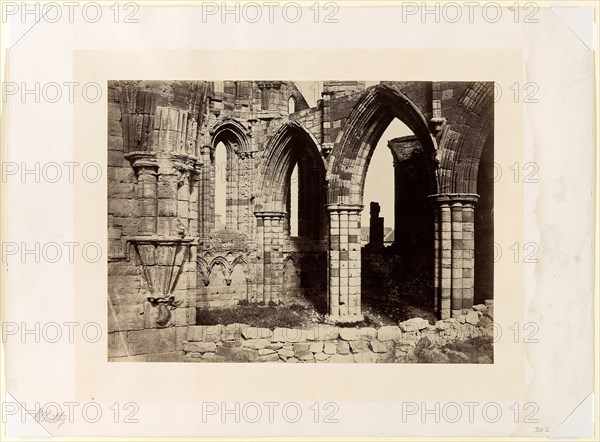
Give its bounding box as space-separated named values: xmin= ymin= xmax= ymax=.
xmin=1 ymin=2 xmax=596 ymax=440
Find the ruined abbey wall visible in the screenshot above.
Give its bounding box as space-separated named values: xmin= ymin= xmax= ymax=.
xmin=107 ymin=80 xmax=494 ymax=360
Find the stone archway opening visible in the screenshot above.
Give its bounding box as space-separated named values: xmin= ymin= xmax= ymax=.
xmin=326 ymin=84 xmax=438 ymax=323
xmin=256 ymin=122 xmax=328 ymax=310
xmin=213 ymin=141 xmax=227 ymax=229
xmin=288 ymin=164 xmax=299 ymax=237
xmin=204 ymin=119 xmax=252 ymax=238
xmin=359 ymin=118 xmax=436 ymax=323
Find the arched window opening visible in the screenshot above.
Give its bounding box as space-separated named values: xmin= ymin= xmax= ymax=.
xmin=361 ymin=114 xmax=435 ymax=319
xmin=289 ymin=163 xmax=299 ymax=236
xmin=214 ymin=141 xmax=227 ymax=229
xmin=288 ymin=96 xmax=296 ymax=114
xmin=362 ymin=118 xmax=411 ymax=244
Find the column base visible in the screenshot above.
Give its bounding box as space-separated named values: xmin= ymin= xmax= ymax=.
xmin=325 ymin=314 xmax=364 ymax=324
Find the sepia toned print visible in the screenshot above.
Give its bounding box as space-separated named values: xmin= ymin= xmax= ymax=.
xmin=107 ymin=80 xmax=494 ymax=363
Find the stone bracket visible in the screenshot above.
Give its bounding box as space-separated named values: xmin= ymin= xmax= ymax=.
xmin=146 ymin=295 xmax=183 ymax=326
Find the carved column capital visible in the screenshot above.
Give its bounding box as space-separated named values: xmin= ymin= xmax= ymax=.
xmin=124 ymin=152 xmax=158 ymax=175
xmin=428 ymin=193 xmax=479 ymax=206
xmin=325 ymin=204 xmax=364 ymax=214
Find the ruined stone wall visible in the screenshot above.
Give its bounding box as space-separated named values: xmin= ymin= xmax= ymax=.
xmin=107 ymin=80 xmax=494 ymax=359
xmin=174 ymin=301 xmax=494 ymax=364
xmin=192 ymin=81 xmax=322 ymax=310
xmin=107 ymin=81 xmax=206 ymax=358
xmin=107 ymin=82 xmax=146 ymax=339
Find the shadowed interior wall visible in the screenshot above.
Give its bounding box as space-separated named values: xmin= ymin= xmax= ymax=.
xmin=475 ymin=134 xmax=494 ymax=304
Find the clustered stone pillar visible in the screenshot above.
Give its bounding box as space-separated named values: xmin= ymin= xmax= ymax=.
xmin=327 ymin=204 xmax=363 ymax=322
xmin=156 ymin=154 xmax=180 ymax=236
xmin=124 ymin=105 xmax=202 ymax=328
xmin=255 ymin=211 xmax=285 ymax=303
xmin=237 ymin=152 xmax=255 ymax=236
xmin=430 ymin=194 xmax=478 ymax=319
xmin=198 ymin=145 xmax=214 ymax=241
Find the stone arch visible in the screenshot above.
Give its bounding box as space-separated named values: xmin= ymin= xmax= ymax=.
xmin=257 ymin=120 xmax=327 ymax=240
xmin=327 ymin=83 xmax=438 ymax=205
xmin=283 ymin=251 xmax=301 ymax=268
xmin=437 ymin=82 xmax=494 ymax=193
xmin=324 ymin=83 xmax=440 ymax=321
xmin=231 ymin=255 xmax=248 ymax=271
xmin=208 ymin=118 xmax=252 ymax=230
xmin=210 ymin=118 xmax=251 ymax=154
xmin=208 ymin=256 xmax=230 ymax=277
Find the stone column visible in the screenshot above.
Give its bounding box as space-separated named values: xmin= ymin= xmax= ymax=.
xmin=462 ymin=201 xmax=476 ymax=310
xmin=368 ymin=202 xmax=384 ymax=246
xmin=198 ymin=145 xmax=213 ymax=241
xmin=433 ymin=203 xmax=440 ymax=315
xmin=188 ymin=164 xmax=201 ymax=236
xmin=255 ymin=211 xmax=285 ymax=303
xmin=156 ymin=156 xmax=179 ymax=236
xmin=237 ymin=151 xmax=254 ymax=236
xmin=430 ymin=194 xmax=479 ymax=319
xmin=128 ymin=154 xmax=158 ymax=235
xmin=450 ymin=201 xmax=464 ymax=317
xmin=124 ymin=106 xmax=202 ymax=329
xmin=326 ymin=204 xmax=363 ymax=322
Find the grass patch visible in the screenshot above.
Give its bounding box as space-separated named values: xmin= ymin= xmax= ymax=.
xmin=196 ymin=302 xmax=316 ymax=329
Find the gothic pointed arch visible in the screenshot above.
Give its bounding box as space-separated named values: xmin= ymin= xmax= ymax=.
xmin=209 ymin=117 xmax=251 ymax=154
xmin=257 ymin=120 xmax=327 ymax=240
xmin=437 ymin=82 xmax=494 ymax=193
xmin=205 ymin=117 xmax=253 ymax=232
xmin=327 ymin=83 xmax=438 ymax=205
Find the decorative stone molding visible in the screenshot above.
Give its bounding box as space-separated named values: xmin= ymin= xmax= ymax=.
xmin=238 ymin=151 xmax=256 ymax=160
xmin=126 ymin=237 xmax=196 ymax=326
xmin=209 ymin=117 xmax=251 ymax=138
xmin=430 ymin=116 xmax=447 ymax=134
xmin=321 ymin=142 xmax=334 ymax=156
xmin=256 ymin=81 xmax=283 ymax=90
xmin=146 ymin=295 xmax=184 ymax=326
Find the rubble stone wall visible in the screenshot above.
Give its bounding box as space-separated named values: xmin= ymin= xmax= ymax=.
xmin=153 ymin=301 xmax=492 ymax=364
